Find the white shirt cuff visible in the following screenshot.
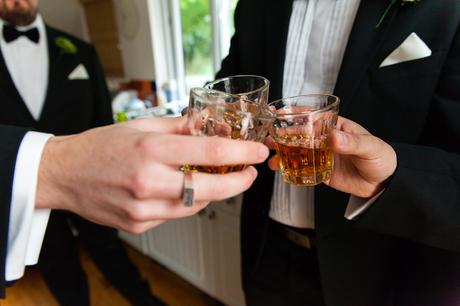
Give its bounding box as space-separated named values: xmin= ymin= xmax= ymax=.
xmin=6 ymin=132 xmax=52 ymax=281
xmin=345 ymin=189 xmax=386 ymax=220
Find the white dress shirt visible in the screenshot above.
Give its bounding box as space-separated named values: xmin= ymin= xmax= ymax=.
xmin=0 ymin=15 xmax=49 ymax=120
xmin=7 ymin=132 xmax=52 ymax=280
xmin=1 ymin=16 xmax=52 ymax=281
xmin=270 ymin=0 xmax=380 ymax=228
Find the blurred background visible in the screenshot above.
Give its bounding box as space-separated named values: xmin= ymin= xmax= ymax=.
xmin=40 ymin=0 xmax=238 ymax=118
xmin=3 ymin=1 xmax=247 ymax=306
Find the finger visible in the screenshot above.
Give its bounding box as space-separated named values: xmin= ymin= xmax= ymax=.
xmin=129 ymin=163 xmax=184 ymax=200
xmin=119 ymin=219 xmax=167 ymax=234
xmin=122 ymin=199 xmax=210 ymax=224
xmin=268 ymin=155 xmax=281 ymax=171
xmin=144 ymin=134 xmax=270 ymax=166
xmin=330 ymin=130 xmax=386 ymax=160
xmin=135 ymin=200 xmax=207 ymax=220
xmin=132 ymin=166 xmax=259 ymax=202
xmin=193 ymin=166 xmax=259 ymax=201
xmin=126 ymin=116 xmax=189 ymax=134
xmin=178 ymin=166 xmax=260 ymax=202
xmin=116 ymin=190 xmax=209 ymax=223
xmin=335 ymin=116 xmax=369 ymax=134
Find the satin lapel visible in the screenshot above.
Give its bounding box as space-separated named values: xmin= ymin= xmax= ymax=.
xmin=316 ymin=0 xmax=401 ymax=237
xmin=0 ymin=47 xmax=36 ymax=123
xmin=39 ymin=26 xmax=78 ymax=123
xmin=264 ymin=0 xmax=294 ymax=101
xmin=334 ymin=0 xmax=400 ymax=113
xmin=39 ymin=26 xmax=62 ymax=123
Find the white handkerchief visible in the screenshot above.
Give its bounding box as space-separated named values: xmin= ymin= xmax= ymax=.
xmin=379 ymin=33 xmax=432 ymax=68
xmin=68 ymin=64 xmax=89 ymax=80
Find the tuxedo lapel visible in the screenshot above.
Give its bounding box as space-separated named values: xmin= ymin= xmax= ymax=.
xmin=334 ymin=0 xmax=400 ymax=113
xmin=39 ymin=26 xmax=80 ymax=123
xmin=316 ymin=1 xmax=401 ymax=237
xmin=0 ymin=48 xmax=36 ymax=124
xmin=264 ymin=0 xmax=294 ymax=101
xmin=40 ymin=26 xmax=64 ymax=123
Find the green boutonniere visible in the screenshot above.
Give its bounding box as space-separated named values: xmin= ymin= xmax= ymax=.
xmin=376 ymin=0 xmax=420 ymax=29
xmin=55 ymin=36 xmax=78 ymax=55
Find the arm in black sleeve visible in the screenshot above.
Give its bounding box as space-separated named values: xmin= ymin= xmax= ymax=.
xmin=0 ymin=125 xmax=29 ymax=298
xmin=356 ymin=23 xmax=460 ymax=253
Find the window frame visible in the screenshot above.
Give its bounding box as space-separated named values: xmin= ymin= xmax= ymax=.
xmin=156 ymin=0 xmax=236 ymax=100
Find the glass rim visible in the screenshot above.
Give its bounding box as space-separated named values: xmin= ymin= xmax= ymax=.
xmin=189 ymin=87 xmax=241 ymax=100
xmin=267 ymin=94 xmax=340 ymax=117
xmin=204 ymin=75 xmax=270 ymax=96
xmin=189 ymin=87 xmax=263 ymax=116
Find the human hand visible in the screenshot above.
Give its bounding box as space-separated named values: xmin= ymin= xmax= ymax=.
xmin=267 ymin=117 xmax=397 ymax=198
xmin=36 ymin=116 xmax=269 ymax=233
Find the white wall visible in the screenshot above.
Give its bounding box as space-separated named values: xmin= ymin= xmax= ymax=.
xmin=113 ymin=0 xmax=156 ymax=80
xmin=38 ymin=0 xmax=89 ymax=41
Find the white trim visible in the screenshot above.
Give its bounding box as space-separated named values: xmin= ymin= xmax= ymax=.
xmin=148 ymin=0 xmax=181 ymax=97
xmin=169 ymin=0 xmax=187 ymax=99
xmin=162 ymin=0 xmax=237 ymax=98
xmin=210 ymin=0 xmax=234 ymax=73
xmin=210 ymin=0 xmax=222 ymax=74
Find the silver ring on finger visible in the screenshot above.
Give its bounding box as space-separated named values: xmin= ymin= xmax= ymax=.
xmin=182 ymin=170 xmax=194 ymax=207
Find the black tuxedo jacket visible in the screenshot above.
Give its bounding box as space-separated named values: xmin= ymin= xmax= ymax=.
xmin=217 ymin=1 xmax=460 ymax=305
xmin=0 ymin=25 xmax=112 ymax=297
xmin=0 ymin=126 xmax=27 ymax=298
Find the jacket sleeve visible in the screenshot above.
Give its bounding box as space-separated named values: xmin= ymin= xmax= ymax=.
xmin=355 ymin=23 xmax=460 ymax=253
xmin=0 ymin=125 xmax=28 ymax=298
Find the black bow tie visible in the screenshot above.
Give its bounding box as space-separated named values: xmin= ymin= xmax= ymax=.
xmin=3 ymin=24 xmax=39 ymax=43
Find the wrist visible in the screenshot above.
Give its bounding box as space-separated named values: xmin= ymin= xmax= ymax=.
xmin=372 ymin=148 xmax=397 ymax=197
xmin=35 ymin=135 xmax=76 ymax=211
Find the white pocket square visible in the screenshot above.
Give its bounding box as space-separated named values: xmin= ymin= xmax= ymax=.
xmin=379 ymin=33 xmax=432 ymax=68
xmin=68 ymin=64 xmax=89 ymax=80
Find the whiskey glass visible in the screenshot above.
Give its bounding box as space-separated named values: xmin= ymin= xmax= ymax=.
xmin=204 ymin=75 xmax=270 ymax=106
xmin=268 ymin=94 xmax=340 ymax=186
xmin=184 ymin=87 xmax=273 ymax=174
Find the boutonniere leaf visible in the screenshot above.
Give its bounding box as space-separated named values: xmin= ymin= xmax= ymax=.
xmin=55 ymin=37 xmax=78 ymax=55
xmin=376 ymin=0 xmax=420 ymax=29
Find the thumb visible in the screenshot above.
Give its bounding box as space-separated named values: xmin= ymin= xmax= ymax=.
xmin=330 ymin=129 xmax=383 ymax=160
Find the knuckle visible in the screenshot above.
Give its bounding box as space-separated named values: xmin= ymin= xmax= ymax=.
xmin=129 ymin=173 xmax=150 ymax=199
xmin=134 ymin=136 xmax=152 ymax=159
xmin=131 ymin=224 xmax=148 ymax=234
xmin=118 ymin=221 xmax=135 ymax=233
xmin=123 ymin=222 xmax=147 ymax=234
xmin=124 ymin=204 xmax=147 ymax=223
xmin=135 ymin=135 xmax=168 ymax=162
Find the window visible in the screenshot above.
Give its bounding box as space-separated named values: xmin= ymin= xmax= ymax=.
xmin=180 ymin=0 xmax=213 ymax=90
xmin=167 ymin=0 xmax=238 ymax=100
xmin=180 ymin=0 xmax=238 ymax=91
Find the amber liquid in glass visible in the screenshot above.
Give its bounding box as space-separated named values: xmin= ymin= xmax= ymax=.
xmin=184 ymin=110 xmax=256 ymax=174
xmin=274 ymin=136 xmax=333 ymax=186
xmin=183 ymin=164 xmax=246 ymax=174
